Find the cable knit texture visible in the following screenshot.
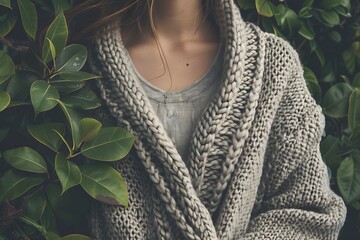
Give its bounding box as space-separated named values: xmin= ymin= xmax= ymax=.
xmin=89 ymin=0 xmax=346 ymax=239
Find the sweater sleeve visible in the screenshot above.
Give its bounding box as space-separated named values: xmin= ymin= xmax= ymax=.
xmin=243 ymin=36 xmax=346 ymax=240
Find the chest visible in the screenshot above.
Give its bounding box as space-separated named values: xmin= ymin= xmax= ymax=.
xmin=126 ymin=40 xmax=220 ymax=91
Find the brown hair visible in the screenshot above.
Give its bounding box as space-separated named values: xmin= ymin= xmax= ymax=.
xmin=66 ymin=0 xmax=214 ymax=43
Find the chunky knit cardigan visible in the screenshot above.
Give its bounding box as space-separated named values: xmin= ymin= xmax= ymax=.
xmin=89 ymin=0 xmax=346 ymax=239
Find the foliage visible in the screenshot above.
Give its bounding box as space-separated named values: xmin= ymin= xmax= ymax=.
xmin=0 ymin=0 xmax=135 ymax=239
xmin=237 ymin=0 xmax=360 ymax=238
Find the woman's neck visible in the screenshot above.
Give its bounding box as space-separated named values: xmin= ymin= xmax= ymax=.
xmin=152 ymin=0 xmax=208 ymax=42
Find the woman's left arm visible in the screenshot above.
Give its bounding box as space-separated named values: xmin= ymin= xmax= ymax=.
xmin=243 ymin=36 xmax=346 ymax=240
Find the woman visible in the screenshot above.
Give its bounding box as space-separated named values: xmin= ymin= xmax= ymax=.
xmin=69 ymin=0 xmax=346 ymax=239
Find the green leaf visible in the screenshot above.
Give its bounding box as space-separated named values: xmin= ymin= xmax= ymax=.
xmin=79 ymin=118 xmax=102 ymax=145
xmin=51 ymin=80 xmax=84 ymax=94
xmin=0 ymin=90 xmax=10 ymax=112
xmin=40 ymin=202 xmax=57 ymax=232
xmin=56 ymin=44 xmax=87 ymax=72
xmin=314 ymin=47 xmax=325 ymax=67
xmin=42 ymin=11 xmax=68 ymax=63
xmin=28 ymin=123 xmax=65 ymax=152
xmin=43 ymin=232 xmax=61 ymax=240
xmin=54 ymin=99 xmax=80 ymax=148
xmin=323 ymin=83 xmax=353 ymax=118
xmin=302 ymin=0 xmax=314 ymax=8
xmin=59 ymin=235 xmax=91 ymax=240
xmin=342 ymin=49 xmax=356 ymax=74
xmin=281 ymin=7 xmax=300 ymax=36
xmin=319 ymin=0 xmax=343 ymax=9
xmin=0 ymin=0 xmax=11 ymax=8
xmin=255 ymin=0 xmax=273 ymax=17
xmin=0 ymin=169 xmax=44 ymax=202
xmin=349 ymin=89 xmax=360 ymax=131
xmin=298 ymin=7 xmax=313 ymax=18
xmin=46 ymin=38 xmax=56 ymax=63
xmin=303 ymin=66 xmax=321 ymax=100
xmin=30 ymin=80 xmax=60 ymax=116
xmin=19 ymin=215 xmax=46 ymax=234
xmin=329 ymin=30 xmax=341 ymax=42
xmin=320 ymin=135 xmax=342 ymax=170
xmin=337 ymin=154 xmax=360 ymax=203
xmin=55 ymin=153 xmax=82 ymax=193
xmin=24 ymin=189 xmax=47 ymax=221
xmin=51 ymin=0 xmax=72 ymax=14
xmin=80 ymin=163 xmax=128 ymax=206
xmin=298 ymin=22 xmax=315 ymax=40
xmin=0 ymin=12 xmax=17 ymax=37
xmin=59 ymin=71 xmax=100 ymax=81
xmin=80 ymin=127 xmax=136 ymax=161
xmin=319 ymin=9 xmax=340 ymax=26
xmin=237 ymin=0 xmax=255 ymax=9
xmin=17 ymin=0 xmax=38 ymax=40
xmin=353 ymin=72 xmax=360 ymax=88
xmin=6 ymin=71 xmax=38 ymax=101
xmin=3 ymin=146 xmax=48 ymax=173
xmin=0 ymin=51 xmax=15 ymax=85
xmin=62 ymin=88 xmax=102 ymax=110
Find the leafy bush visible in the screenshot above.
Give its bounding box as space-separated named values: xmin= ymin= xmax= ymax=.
xmin=237 ymin=0 xmax=360 ymax=238
xmin=0 ymin=1 xmax=135 ymax=239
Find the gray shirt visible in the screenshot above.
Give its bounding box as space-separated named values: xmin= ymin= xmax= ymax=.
xmin=126 ymin=46 xmax=223 ymax=161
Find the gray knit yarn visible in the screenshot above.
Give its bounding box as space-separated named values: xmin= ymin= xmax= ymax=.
xmin=89 ymin=0 xmax=346 ymax=239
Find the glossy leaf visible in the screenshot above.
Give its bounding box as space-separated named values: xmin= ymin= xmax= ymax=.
xmin=43 ymin=232 xmax=61 ymax=240
xmin=62 ymin=88 xmax=102 ymax=110
xmin=42 ymin=11 xmax=68 ymax=63
xmin=298 ymin=22 xmax=315 ymax=40
xmin=55 ymin=153 xmax=82 ymax=193
xmin=60 ymin=235 xmax=91 ymax=240
xmin=47 ymin=38 xmax=56 ymax=63
xmin=6 ymin=71 xmax=38 ymax=101
xmin=0 ymin=0 xmax=11 ymax=8
xmin=319 ymin=0 xmax=344 ymax=9
xmin=0 ymin=90 xmax=10 ymax=112
xmin=59 ymin=71 xmax=100 ymax=81
xmin=80 ymin=163 xmax=128 ymax=206
xmin=54 ymin=99 xmax=80 ymax=148
xmin=0 ymin=51 xmax=15 ymax=85
xmin=337 ymin=155 xmax=360 ymax=203
xmin=17 ymin=0 xmax=38 ymax=40
xmin=79 ymin=118 xmax=102 ymax=144
xmin=0 ymin=169 xmax=44 ymax=202
xmin=323 ymin=83 xmax=353 ymax=118
xmin=255 ymin=0 xmax=273 ymax=17
xmin=56 ymin=44 xmax=87 ymax=72
xmin=320 ymin=135 xmax=342 ymax=170
xmin=51 ymin=0 xmax=72 ymax=14
xmin=353 ymin=72 xmax=360 ymax=89
xmin=319 ymin=9 xmax=340 ymax=26
xmin=40 ymin=202 xmax=57 ymax=232
xmin=24 ymin=189 xmax=47 ymax=221
xmin=51 ymin=80 xmax=84 ymax=94
xmin=342 ymin=49 xmax=356 ymax=74
xmin=3 ymin=146 xmax=48 ymax=173
xmin=19 ymin=216 xmax=46 ymax=234
xmin=80 ymin=127 xmax=136 ymax=161
xmin=237 ymin=0 xmax=255 ymax=9
xmin=30 ymin=80 xmax=60 ymax=116
xmin=0 ymin=12 xmax=17 ymax=37
xmin=28 ymin=123 xmax=65 ymax=152
xmin=349 ymin=88 xmax=360 ymax=131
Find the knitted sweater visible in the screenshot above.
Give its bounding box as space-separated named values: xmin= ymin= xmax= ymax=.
xmin=89 ymin=0 xmax=346 ymax=239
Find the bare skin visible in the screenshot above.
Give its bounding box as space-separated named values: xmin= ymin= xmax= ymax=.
xmin=121 ymin=0 xmax=220 ymax=92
